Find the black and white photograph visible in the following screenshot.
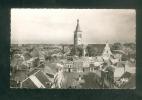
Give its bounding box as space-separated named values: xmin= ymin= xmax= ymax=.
xmin=10 ymin=9 xmax=136 ymax=89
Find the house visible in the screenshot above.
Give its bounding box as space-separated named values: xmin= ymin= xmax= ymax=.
xmin=63 ymin=61 xmax=74 ymax=72
xmin=112 ymin=66 xmax=125 ymax=81
xmin=110 ymin=57 xmax=119 ymax=65
xmin=102 ymin=43 xmax=112 ymax=61
xmin=73 ymin=57 xmax=92 ymax=72
xmin=10 ymin=70 xmax=28 ymax=86
xmin=100 ymin=66 xmax=115 ymax=88
xmin=62 ymin=57 xmax=90 ymax=72
xmin=63 ymin=56 xmax=104 ymax=73
xmin=21 ymin=70 xmax=54 ymax=88
xmin=114 ymin=72 xmax=135 ymax=89
xmin=99 ymin=64 xmax=126 ymax=88
xmin=96 ymin=56 xmax=104 ymax=62
xmin=89 ymin=63 xmax=100 ymax=72
xmin=101 ymin=64 xmax=125 ymax=82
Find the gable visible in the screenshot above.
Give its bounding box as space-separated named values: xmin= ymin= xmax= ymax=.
xmin=21 ymin=70 xmax=53 ymax=88
xmin=22 ymin=78 xmax=37 ymax=88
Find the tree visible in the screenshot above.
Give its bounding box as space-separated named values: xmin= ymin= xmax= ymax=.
xmin=86 ymin=45 xmax=99 ymax=57
xmin=69 ymin=47 xmax=74 ymax=56
xmin=70 ymin=46 xmax=83 ymax=56
xmin=123 ymin=43 xmax=136 ymax=50
xmin=80 ymin=73 xmax=101 ymax=89
xmin=32 ymin=57 xmax=40 ymax=67
xmin=45 ymin=55 xmax=52 ymax=61
xmin=111 ymin=42 xmax=123 ymax=50
xmin=123 ymin=43 xmax=136 ymax=60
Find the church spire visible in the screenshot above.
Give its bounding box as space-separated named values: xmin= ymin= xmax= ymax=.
xmin=75 ymin=19 xmax=81 ymax=32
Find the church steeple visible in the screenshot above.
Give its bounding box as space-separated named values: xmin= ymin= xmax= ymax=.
xmin=74 ymin=19 xmax=83 ymax=55
xmin=75 ymin=19 xmax=81 ymax=32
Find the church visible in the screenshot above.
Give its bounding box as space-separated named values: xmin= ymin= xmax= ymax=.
xmin=62 ymin=19 xmax=114 ymax=72
xmin=73 ymin=19 xmax=112 ymax=58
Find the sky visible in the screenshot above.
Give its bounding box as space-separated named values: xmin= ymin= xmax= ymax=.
xmin=11 ymin=9 xmax=136 ymax=44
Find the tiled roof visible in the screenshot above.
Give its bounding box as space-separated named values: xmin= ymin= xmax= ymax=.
xmin=21 ymin=70 xmax=54 ymax=88
xmin=34 ymin=71 xmax=51 ymax=88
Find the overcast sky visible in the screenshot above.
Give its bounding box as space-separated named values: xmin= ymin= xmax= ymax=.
xmin=11 ymin=9 xmax=136 ymax=44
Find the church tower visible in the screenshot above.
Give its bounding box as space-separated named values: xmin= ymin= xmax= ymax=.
xmin=74 ymin=19 xmax=82 ymax=55
xmin=74 ymin=19 xmax=82 ymax=46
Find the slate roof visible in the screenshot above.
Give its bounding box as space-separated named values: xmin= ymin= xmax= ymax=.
xmin=87 ymin=44 xmax=106 ymax=56
xmin=75 ymin=19 xmax=82 ymax=32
